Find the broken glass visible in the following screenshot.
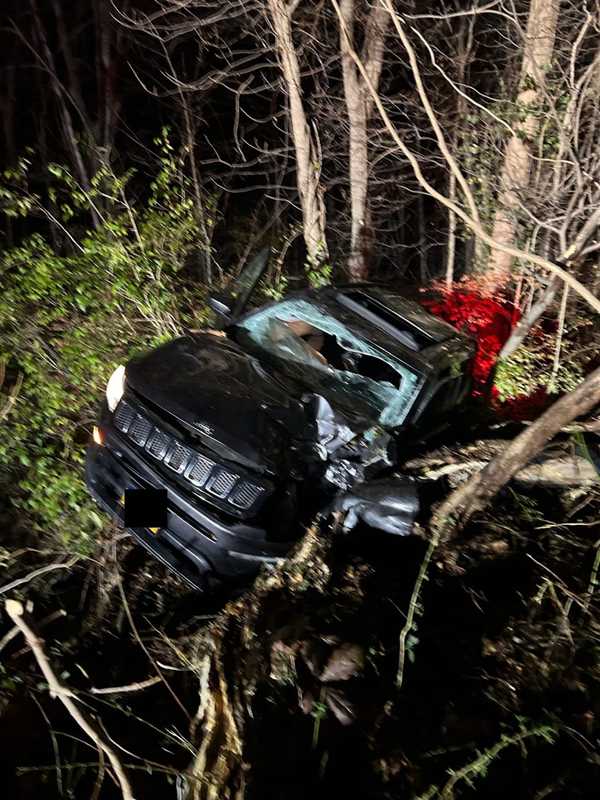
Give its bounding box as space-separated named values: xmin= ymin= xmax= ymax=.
xmin=237 ymin=299 xmax=420 ymax=427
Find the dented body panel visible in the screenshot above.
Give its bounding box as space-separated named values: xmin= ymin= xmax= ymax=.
xmin=86 ymin=281 xmax=475 ymax=590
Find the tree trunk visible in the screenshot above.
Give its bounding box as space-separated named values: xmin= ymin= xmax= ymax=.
xmin=499 ymin=276 xmax=559 ymax=358
xmin=267 ymin=0 xmax=329 ymax=268
xmin=30 ymin=0 xmax=100 ymax=229
xmin=406 ymin=439 xmax=599 ymax=489
xmin=446 ymin=17 xmax=475 ymax=285
xmin=486 ymin=0 xmax=560 ymax=278
xmin=433 ymin=364 xmax=600 ymax=533
xmin=339 ymin=0 xmax=389 ymax=281
xmin=93 ymin=0 xmax=121 ymax=161
xmin=340 ymin=0 xmax=369 ymax=281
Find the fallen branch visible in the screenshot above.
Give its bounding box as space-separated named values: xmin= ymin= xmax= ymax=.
xmin=0 ymin=608 xmax=66 ymax=655
xmin=406 ymin=440 xmax=599 ymax=488
xmin=182 ymin=524 xmax=327 ymax=800
xmin=5 ymin=599 xmax=135 ymax=800
xmin=115 ymin=560 xmax=190 ymax=721
xmin=90 ymin=676 xmax=161 ymax=695
xmin=0 ymin=556 xmax=79 ymax=596
xmin=417 ymin=724 xmax=557 ymax=800
xmin=559 ymin=417 xmax=600 ymax=433
xmin=432 ymin=365 xmax=600 ymax=534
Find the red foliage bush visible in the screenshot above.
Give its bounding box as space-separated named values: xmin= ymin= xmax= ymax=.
xmin=421 ymin=284 xmax=555 ymax=420
xmin=494 ymin=386 xmax=550 ymax=421
xmin=421 ymin=289 xmax=518 ymax=394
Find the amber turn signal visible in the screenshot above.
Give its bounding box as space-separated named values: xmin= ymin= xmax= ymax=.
xmin=92 ymin=426 xmax=104 ymax=446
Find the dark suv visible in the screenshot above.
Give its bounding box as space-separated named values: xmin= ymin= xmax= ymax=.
xmin=86 ymin=251 xmax=475 ymax=590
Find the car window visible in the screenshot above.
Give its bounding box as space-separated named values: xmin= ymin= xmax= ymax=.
xmin=237 ymin=299 xmax=421 ymax=426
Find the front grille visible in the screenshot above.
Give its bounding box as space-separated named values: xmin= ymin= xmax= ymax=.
xmin=164 ymin=441 xmax=192 ymax=474
xmin=206 ymin=468 xmax=238 ymax=498
xmin=229 ymin=481 xmax=265 ymax=510
xmin=111 ymin=400 xmax=267 ymax=513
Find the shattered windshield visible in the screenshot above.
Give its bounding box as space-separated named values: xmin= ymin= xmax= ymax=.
xmin=236 ymin=299 xmax=420 ymax=426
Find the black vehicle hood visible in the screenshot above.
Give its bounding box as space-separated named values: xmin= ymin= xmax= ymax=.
xmin=125 ymin=334 xmax=306 ymax=474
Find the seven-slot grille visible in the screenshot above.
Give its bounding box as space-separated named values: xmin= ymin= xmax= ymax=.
xmin=186 ymin=454 xmax=215 ymax=487
xmin=110 ymin=400 xmax=266 ymax=512
xmin=164 ymin=442 xmax=192 ymax=474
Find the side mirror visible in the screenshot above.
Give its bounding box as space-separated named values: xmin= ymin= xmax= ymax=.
xmin=207 ymin=293 xmax=234 ymax=325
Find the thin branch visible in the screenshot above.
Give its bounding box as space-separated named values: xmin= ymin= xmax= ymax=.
xmin=403 ymin=0 xmax=503 ymax=21
xmin=115 ymin=558 xmax=191 ymax=721
xmin=5 ymin=599 xmax=134 ymax=800
xmin=380 ymin=0 xmax=481 ymax=226
xmin=330 ymin=0 xmax=600 ymax=315
xmin=548 ymin=284 xmax=569 ymax=392
xmin=396 ymin=528 xmax=440 ymax=688
xmin=0 ymin=557 xmax=79 ymax=595
xmin=90 ymin=676 xmax=162 ymax=695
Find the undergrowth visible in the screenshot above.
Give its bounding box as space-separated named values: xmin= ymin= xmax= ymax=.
xmin=0 ymin=131 xmax=212 ymax=548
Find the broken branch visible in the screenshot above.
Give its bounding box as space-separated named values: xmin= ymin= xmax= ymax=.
xmin=4 ymin=599 xmax=135 ymax=800
xmin=432 ymin=365 xmax=600 ymax=534
xmin=0 ymin=556 xmax=79 ymax=596
xmin=90 ymin=676 xmax=162 ymax=695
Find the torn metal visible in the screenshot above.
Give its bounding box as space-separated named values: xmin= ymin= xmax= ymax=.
xmin=331 ymin=478 xmax=419 ymax=536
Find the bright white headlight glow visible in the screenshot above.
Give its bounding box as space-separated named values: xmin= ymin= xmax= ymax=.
xmin=106 ymin=364 xmax=126 ymax=412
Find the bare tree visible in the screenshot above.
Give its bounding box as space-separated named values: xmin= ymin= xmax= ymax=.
xmin=104 ymin=0 xmax=600 ymax=303
xmin=338 ymin=0 xmax=390 ymax=280
xmin=486 ymin=0 xmax=561 ymax=278
xmin=266 ymin=0 xmax=329 ymax=268
xmin=332 ymin=0 xmax=600 ymax=315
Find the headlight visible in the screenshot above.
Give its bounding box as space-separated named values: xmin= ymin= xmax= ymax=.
xmin=106 ymin=365 xmax=126 ymax=412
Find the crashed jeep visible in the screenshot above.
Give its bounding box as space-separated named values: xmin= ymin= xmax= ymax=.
xmin=86 ymin=250 xmax=476 ymax=590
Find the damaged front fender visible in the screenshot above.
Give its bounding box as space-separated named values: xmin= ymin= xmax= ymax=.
xmin=299 ymin=393 xmax=419 ymax=535
xmin=332 ymin=477 xmax=419 ymax=536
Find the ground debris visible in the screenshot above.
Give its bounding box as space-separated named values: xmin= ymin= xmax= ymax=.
xmin=405 ymin=438 xmax=598 ymax=488
xmin=2 ymin=486 xmax=598 ymax=800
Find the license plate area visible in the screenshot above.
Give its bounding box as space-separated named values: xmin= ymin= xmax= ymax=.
xmin=123 ymin=488 xmax=167 ymax=531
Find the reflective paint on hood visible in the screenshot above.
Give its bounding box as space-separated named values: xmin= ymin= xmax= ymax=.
xmin=125 ymin=333 xmax=305 ymax=473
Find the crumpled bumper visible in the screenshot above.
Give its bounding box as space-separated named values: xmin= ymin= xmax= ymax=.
xmin=332 ymin=477 xmax=419 ymax=536
xmin=85 ymin=439 xmax=291 ymax=591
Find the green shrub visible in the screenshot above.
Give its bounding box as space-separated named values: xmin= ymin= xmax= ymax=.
xmin=495 ymin=329 xmax=586 ymax=401
xmin=0 ymin=134 xmax=212 ymax=549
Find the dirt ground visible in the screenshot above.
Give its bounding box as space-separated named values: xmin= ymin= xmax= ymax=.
xmin=0 ymin=483 xmax=598 ymax=799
